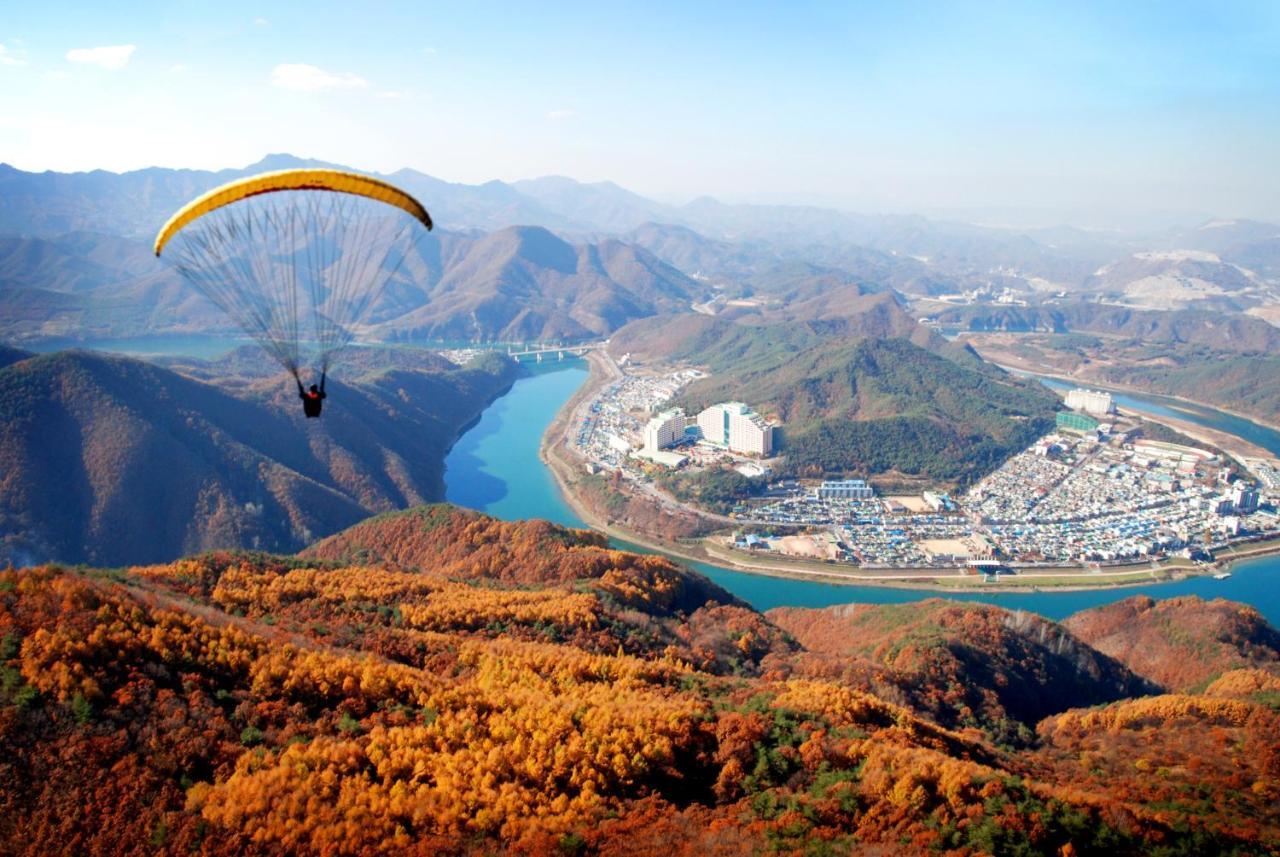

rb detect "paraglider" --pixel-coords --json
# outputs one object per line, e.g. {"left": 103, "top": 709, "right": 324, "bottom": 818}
{"left": 299, "top": 376, "right": 326, "bottom": 418}
{"left": 154, "top": 169, "right": 433, "bottom": 417}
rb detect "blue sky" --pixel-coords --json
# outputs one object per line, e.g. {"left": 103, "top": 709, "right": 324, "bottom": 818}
{"left": 1, "top": 1, "right": 1277, "bottom": 225}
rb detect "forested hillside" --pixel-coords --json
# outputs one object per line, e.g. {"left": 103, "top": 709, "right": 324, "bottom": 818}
{"left": 612, "top": 308, "right": 1058, "bottom": 486}
{"left": 1065, "top": 596, "right": 1280, "bottom": 692}
{"left": 1, "top": 506, "right": 1277, "bottom": 855}
{"left": 0, "top": 349, "right": 517, "bottom": 566}
{"left": 1085, "top": 349, "right": 1280, "bottom": 425}
{"left": 373, "top": 226, "right": 703, "bottom": 343}
{"left": 964, "top": 331, "right": 1280, "bottom": 427}
{"left": 768, "top": 600, "right": 1157, "bottom": 746}
{"left": 771, "top": 338, "right": 1058, "bottom": 484}
{"left": 931, "top": 302, "right": 1280, "bottom": 354}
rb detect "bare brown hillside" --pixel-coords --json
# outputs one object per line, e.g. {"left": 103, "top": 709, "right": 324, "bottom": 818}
{"left": 0, "top": 348, "right": 517, "bottom": 566}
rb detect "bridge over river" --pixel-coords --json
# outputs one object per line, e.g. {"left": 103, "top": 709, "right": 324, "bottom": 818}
{"left": 505, "top": 341, "right": 604, "bottom": 363}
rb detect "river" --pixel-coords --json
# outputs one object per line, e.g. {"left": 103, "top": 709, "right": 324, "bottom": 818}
{"left": 444, "top": 361, "right": 1280, "bottom": 623}
{"left": 1029, "top": 374, "right": 1280, "bottom": 458}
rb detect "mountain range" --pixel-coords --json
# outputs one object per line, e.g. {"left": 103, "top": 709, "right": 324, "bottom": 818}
{"left": 929, "top": 302, "right": 1280, "bottom": 354}
{"left": 4, "top": 154, "right": 1277, "bottom": 339}
{"left": 0, "top": 222, "right": 708, "bottom": 345}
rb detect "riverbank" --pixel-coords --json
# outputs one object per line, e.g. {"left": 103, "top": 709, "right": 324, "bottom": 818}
{"left": 700, "top": 543, "right": 1194, "bottom": 592}
{"left": 1114, "top": 407, "right": 1272, "bottom": 461}
{"left": 702, "top": 536, "right": 1280, "bottom": 592}
{"left": 983, "top": 355, "right": 1280, "bottom": 456}
{"left": 540, "top": 351, "right": 1280, "bottom": 592}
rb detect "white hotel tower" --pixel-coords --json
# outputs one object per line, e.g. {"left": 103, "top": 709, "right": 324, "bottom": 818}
{"left": 696, "top": 402, "right": 774, "bottom": 456}
{"left": 1064, "top": 388, "right": 1115, "bottom": 417}
{"left": 642, "top": 408, "right": 687, "bottom": 451}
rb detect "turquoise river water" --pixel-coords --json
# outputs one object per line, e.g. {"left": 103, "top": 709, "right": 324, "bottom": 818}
{"left": 444, "top": 361, "right": 1280, "bottom": 623}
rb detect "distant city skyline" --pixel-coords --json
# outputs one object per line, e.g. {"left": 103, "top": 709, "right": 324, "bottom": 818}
{"left": 1, "top": 1, "right": 1277, "bottom": 228}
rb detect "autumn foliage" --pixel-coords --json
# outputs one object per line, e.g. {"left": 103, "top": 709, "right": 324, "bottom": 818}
{"left": 1063, "top": 595, "right": 1280, "bottom": 692}
{"left": 2, "top": 506, "right": 1278, "bottom": 855}
{"left": 768, "top": 599, "right": 1155, "bottom": 744}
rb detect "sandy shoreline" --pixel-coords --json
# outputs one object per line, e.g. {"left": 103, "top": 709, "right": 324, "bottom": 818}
{"left": 538, "top": 351, "right": 1280, "bottom": 592}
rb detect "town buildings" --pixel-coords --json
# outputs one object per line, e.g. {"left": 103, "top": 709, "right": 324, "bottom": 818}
{"left": 571, "top": 365, "right": 1279, "bottom": 570}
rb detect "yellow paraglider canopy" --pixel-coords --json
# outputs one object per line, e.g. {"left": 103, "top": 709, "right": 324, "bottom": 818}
{"left": 153, "top": 168, "right": 432, "bottom": 256}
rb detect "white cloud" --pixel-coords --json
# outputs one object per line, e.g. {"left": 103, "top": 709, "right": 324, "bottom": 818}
{"left": 169, "top": 63, "right": 188, "bottom": 74}
{"left": 65, "top": 44, "right": 136, "bottom": 70}
{"left": 253, "top": 17, "right": 269, "bottom": 26}
{"left": 546, "top": 108, "right": 576, "bottom": 120}
{"left": 422, "top": 47, "right": 437, "bottom": 56}
{"left": 270, "top": 63, "right": 368, "bottom": 92}
{"left": 0, "top": 43, "right": 26, "bottom": 67}
{"left": 376, "top": 90, "right": 406, "bottom": 99}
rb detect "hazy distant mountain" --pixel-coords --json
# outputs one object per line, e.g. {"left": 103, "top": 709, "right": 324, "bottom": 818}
{"left": 671, "top": 197, "right": 1120, "bottom": 290}
{"left": 0, "top": 155, "right": 1151, "bottom": 287}
{"left": 512, "top": 176, "right": 670, "bottom": 232}
{"left": 930, "top": 302, "right": 1280, "bottom": 354}
{"left": 1172, "top": 219, "right": 1280, "bottom": 280}
{"left": 0, "top": 155, "right": 584, "bottom": 240}
{"left": 368, "top": 225, "right": 705, "bottom": 342}
{"left": 387, "top": 168, "right": 579, "bottom": 233}
{"left": 4, "top": 155, "right": 1277, "bottom": 340}
{"left": 0, "top": 347, "right": 517, "bottom": 566}
{"left": 621, "top": 222, "right": 939, "bottom": 297}
{"left": 622, "top": 222, "right": 766, "bottom": 282}
{"left": 0, "top": 233, "right": 138, "bottom": 292}
{"left": 0, "top": 155, "right": 344, "bottom": 240}
{"left": 0, "top": 221, "right": 703, "bottom": 345}
{"left": 0, "top": 232, "right": 224, "bottom": 341}
{"left": 1083, "top": 249, "right": 1267, "bottom": 311}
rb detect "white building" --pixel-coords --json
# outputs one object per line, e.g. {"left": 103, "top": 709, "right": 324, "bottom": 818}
{"left": 815, "top": 479, "right": 875, "bottom": 500}
{"left": 1230, "top": 485, "right": 1260, "bottom": 514}
{"left": 1064, "top": 388, "right": 1116, "bottom": 417}
{"left": 1211, "top": 495, "right": 1235, "bottom": 516}
{"left": 922, "top": 491, "right": 954, "bottom": 512}
{"left": 643, "top": 408, "right": 687, "bottom": 452}
{"left": 696, "top": 402, "right": 774, "bottom": 456}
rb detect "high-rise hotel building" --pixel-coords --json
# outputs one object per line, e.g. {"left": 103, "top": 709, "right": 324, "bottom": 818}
{"left": 696, "top": 402, "right": 773, "bottom": 456}
{"left": 642, "top": 408, "right": 688, "bottom": 452}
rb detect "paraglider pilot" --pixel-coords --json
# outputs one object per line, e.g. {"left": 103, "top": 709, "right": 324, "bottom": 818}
{"left": 298, "top": 373, "right": 327, "bottom": 419}
{"left": 153, "top": 168, "right": 433, "bottom": 427}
